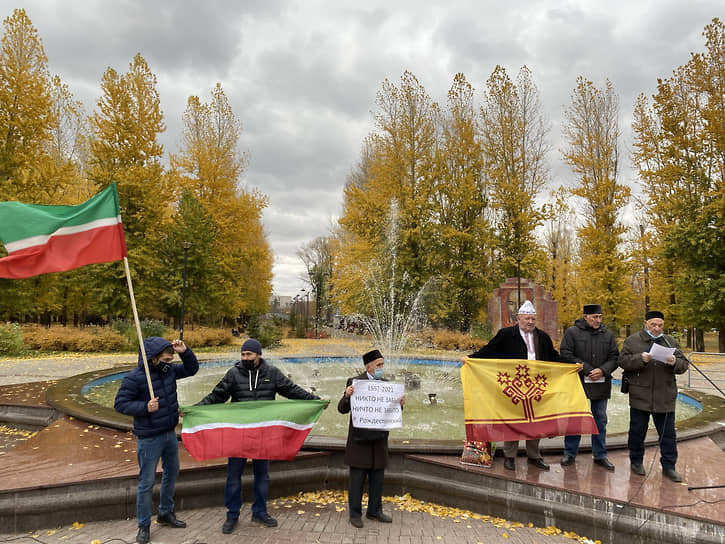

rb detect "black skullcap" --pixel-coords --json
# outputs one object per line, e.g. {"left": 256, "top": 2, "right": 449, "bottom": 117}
{"left": 645, "top": 310, "right": 664, "bottom": 321}
{"left": 583, "top": 304, "right": 602, "bottom": 314}
{"left": 362, "top": 349, "right": 383, "bottom": 365}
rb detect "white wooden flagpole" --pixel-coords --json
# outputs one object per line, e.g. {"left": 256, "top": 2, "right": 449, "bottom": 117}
{"left": 123, "top": 256, "right": 154, "bottom": 398}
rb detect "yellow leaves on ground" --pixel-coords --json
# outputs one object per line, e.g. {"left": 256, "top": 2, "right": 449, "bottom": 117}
{"left": 0, "top": 425, "right": 38, "bottom": 440}
{"left": 273, "top": 490, "right": 596, "bottom": 542}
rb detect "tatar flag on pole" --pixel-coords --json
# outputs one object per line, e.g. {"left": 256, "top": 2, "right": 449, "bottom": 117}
{"left": 0, "top": 184, "right": 127, "bottom": 279}
{"left": 461, "top": 358, "right": 598, "bottom": 442}
{"left": 181, "top": 399, "right": 328, "bottom": 462}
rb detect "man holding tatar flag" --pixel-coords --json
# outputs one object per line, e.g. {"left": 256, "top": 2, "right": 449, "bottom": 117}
{"left": 192, "top": 338, "right": 323, "bottom": 534}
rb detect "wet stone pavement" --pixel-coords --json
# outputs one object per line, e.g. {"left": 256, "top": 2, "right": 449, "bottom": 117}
{"left": 0, "top": 493, "right": 594, "bottom": 544}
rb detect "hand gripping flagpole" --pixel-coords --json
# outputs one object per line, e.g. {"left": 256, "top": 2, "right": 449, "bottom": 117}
{"left": 123, "top": 256, "right": 154, "bottom": 398}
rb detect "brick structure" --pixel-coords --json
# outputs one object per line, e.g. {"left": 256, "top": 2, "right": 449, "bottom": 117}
{"left": 487, "top": 278, "right": 558, "bottom": 341}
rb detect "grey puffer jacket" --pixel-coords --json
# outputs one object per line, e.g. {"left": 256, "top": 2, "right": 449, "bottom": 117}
{"left": 198, "top": 358, "right": 319, "bottom": 404}
{"left": 618, "top": 329, "right": 689, "bottom": 413}
{"left": 559, "top": 318, "right": 619, "bottom": 400}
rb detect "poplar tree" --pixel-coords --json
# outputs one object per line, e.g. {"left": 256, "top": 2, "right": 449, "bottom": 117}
{"left": 541, "top": 188, "right": 579, "bottom": 330}
{"left": 562, "top": 77, "right": 632, "bottom": 329}
{"left": 632, "top": 18, "right": 724, "bottom": 350}
{"left": 88, "top": 53, "right": 169, "bottom": 317}
{"left": 171, "top": 83, "right": 272, "bottom": 320}
{"left": 429, "top": 73, "right": 494, "bottom": 330}
{"left": 336, "top": 71, "right": 438, "bottom": 314}
{"left": 0, "top": 8, "right": 54, "bottom": 203}
{"left": 480, "top": 65, "right": 550, "bottom": 283}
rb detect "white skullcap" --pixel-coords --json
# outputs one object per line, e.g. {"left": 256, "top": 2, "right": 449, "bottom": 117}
{"left": 517, "top": 300, "right": 536, "bottom": 315}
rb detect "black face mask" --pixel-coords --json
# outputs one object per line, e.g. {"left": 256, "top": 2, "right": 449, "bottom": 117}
{"left": 242, "top": 359, "right": 256, "bottom": 371}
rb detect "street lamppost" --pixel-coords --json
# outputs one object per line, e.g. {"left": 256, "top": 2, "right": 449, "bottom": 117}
{"left": 179, "top": 241, "right": 192, "bottom": 341}
{"left": 515, "top": 254, "right": 522, "bottom": 309}
{"left": 300, "top": 288, "right": 309, "bottom": 337}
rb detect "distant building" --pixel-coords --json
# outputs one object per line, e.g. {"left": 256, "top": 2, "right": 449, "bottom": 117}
{"left": 269, "top": 295, "right": 293, "bottom": 316}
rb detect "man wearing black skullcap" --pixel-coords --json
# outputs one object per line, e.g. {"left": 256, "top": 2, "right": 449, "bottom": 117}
{"left": 618, "top": 311, "right": 689, "bottom": 482}
{"left": 338, "top": 349, "right": 405, "bottom": 528}
{"left": 559, "top": 304, "right": 619, "bottom": 470}
{"left": 198, "top": 338, "right": 320, "bottom": 533}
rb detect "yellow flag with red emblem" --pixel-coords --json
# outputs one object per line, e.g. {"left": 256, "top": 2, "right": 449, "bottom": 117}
{"left": 461, "top": 358, "right": 598, "bottom": 442}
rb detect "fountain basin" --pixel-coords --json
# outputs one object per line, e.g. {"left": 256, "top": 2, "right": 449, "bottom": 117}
{"left": 45, "top": 356, "right": 724, "bottom": 454}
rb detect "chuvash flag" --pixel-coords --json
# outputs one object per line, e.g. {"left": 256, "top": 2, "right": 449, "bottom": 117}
{"left": 0, "top": 183, "right": 127, "bottom": 278}
{"left": 461, "top": 358, "right": 598, "bottom": 442}
{"left": 181, "top": 399, "right": 328, "bottom": 462}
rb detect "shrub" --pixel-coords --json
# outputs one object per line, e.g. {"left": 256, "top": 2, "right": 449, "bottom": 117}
{"left": 174, "top": 327, "right": 234, "bottom": 347}
{"left": 20, "top": 324, "right": 128, "bottom": 352}
{"left": 69, "top": 328, "right": 129, "bottom": 352}
{"left": 417, "top": 328, "right": 487, "bottom": 351}
{"left": 0, "top": 323, "right": 24, "bottom": 355}
{"left": 246, "top": 315, "right": 283, "bottom": 348}
{"left": 111, "top": 318, "right": 167, "bottom": 346}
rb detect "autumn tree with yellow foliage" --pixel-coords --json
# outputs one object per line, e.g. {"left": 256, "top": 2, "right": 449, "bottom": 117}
{"left": 86, "top": 53, "right": 170, "bottom": 317}
{"left": 562, "top": 77, "right": 633, "bottom": 330}
{"left": 335, "top": 72, "right": 438, "bottom": 318}
{"left": 170, "top": 83, "right": 272, "bottom": 322}
{"left": 0, "top": 9, "right": 91, "bottom": 323}
{"left": 632, "top": 18, "right": 724, "bottom": 350}
{"left": 480, "top": 65, "right": 550, "bottom": 286}
{"left": 428, "top": 73, "right": 495, "bottom": 330}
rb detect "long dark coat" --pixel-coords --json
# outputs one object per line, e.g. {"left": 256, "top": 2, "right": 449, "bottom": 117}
{"left": 337, "top": 372, "right": 389, "bottom": 470}
{"left": 618, "top": 329, "right": 689, "bottom": 413}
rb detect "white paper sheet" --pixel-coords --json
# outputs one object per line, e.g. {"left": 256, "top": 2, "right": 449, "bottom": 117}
{"left": 649, "top": 342, "right": 676, "bottom": 364}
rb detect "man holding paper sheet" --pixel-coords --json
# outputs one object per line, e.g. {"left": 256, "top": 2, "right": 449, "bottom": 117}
{"left": 338, "top": 349, "right": 405, "bottom": 529}
{"left": 559, "top": 304, "right": 619, "bottom": 470}
{"left": 619, "top": 310, "right": 689, "bottom": 481}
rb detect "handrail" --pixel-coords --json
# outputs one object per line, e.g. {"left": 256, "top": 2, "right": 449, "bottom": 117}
{"left": 685, "top": 352, "right": 724, "bottom": 397}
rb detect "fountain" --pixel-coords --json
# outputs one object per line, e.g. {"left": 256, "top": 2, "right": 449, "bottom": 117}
{"left": 10, "top": 198, "right": 725, "bottom": 541}
{"left": 347, "top": 199, "right": 429, "bottom": 364}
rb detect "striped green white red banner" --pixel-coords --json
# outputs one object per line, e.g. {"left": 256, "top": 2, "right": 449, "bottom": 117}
{"left": 181, "top": 399, "right": 328, "bottom": 462}
{"left": 0, "top": 183, "right": 127, "bottom": 278}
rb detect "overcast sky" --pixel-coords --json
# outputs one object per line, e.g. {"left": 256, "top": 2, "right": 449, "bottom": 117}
{"left": 4, "top": 1, "right": 719, "bottom": 296}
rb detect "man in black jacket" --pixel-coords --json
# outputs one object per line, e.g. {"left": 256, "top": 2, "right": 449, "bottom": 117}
{"left": 198, "top": 338, "right": 319, "bottom": 533}
{"left": 559, "top": 304, "right": 619, "bottom": 470}
{"left": 468, "top": 300, "right": 559, "bottom": 471}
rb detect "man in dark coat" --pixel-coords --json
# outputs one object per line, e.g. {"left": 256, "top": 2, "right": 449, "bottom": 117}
{"left": 619, "top": 311, "right": 689, "bottom": 482}
{"left": 114, "top": 336, "right": 199, "bottom": 544}
{"left": 559, "top": 304, "right": 619, "bottom": 470}
{"left": 198, "top": 338, "right": 319, "bottom": 533}
{"left": 338, "top": 349, "right": 405, "bottom": 528}
{"left": 468, "top": 300, "right": 559, "bottom": 471}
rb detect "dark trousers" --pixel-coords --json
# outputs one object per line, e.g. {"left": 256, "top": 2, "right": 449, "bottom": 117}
{"left": 628, "top": 407, "right": 678, "bottom": 469}
{"left": 348, "top": 467, "right": 384, "bottom": 520}
{"left": 224, "top": 458, "right": 270, "bottom": 520}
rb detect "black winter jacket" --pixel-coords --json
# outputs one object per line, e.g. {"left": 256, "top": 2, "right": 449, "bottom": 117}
{"left": 114, "top": 337, "right": 199, "bottom": 438}
{"left": 559, "top": 318, "right": 619, "bottom": 400}
{"left": 198, "top": 358, "right": 319, "bottom": 405}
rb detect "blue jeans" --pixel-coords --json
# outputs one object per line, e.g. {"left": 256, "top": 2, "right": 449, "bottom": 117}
{"left": 564, "top": 398, "right": 608, "bottom": 459}
{"left": 225, "top": 458, "right": 270, "bottom": 520}
{"left": 136, "top": 430, "right": 180, "bottom": 528}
